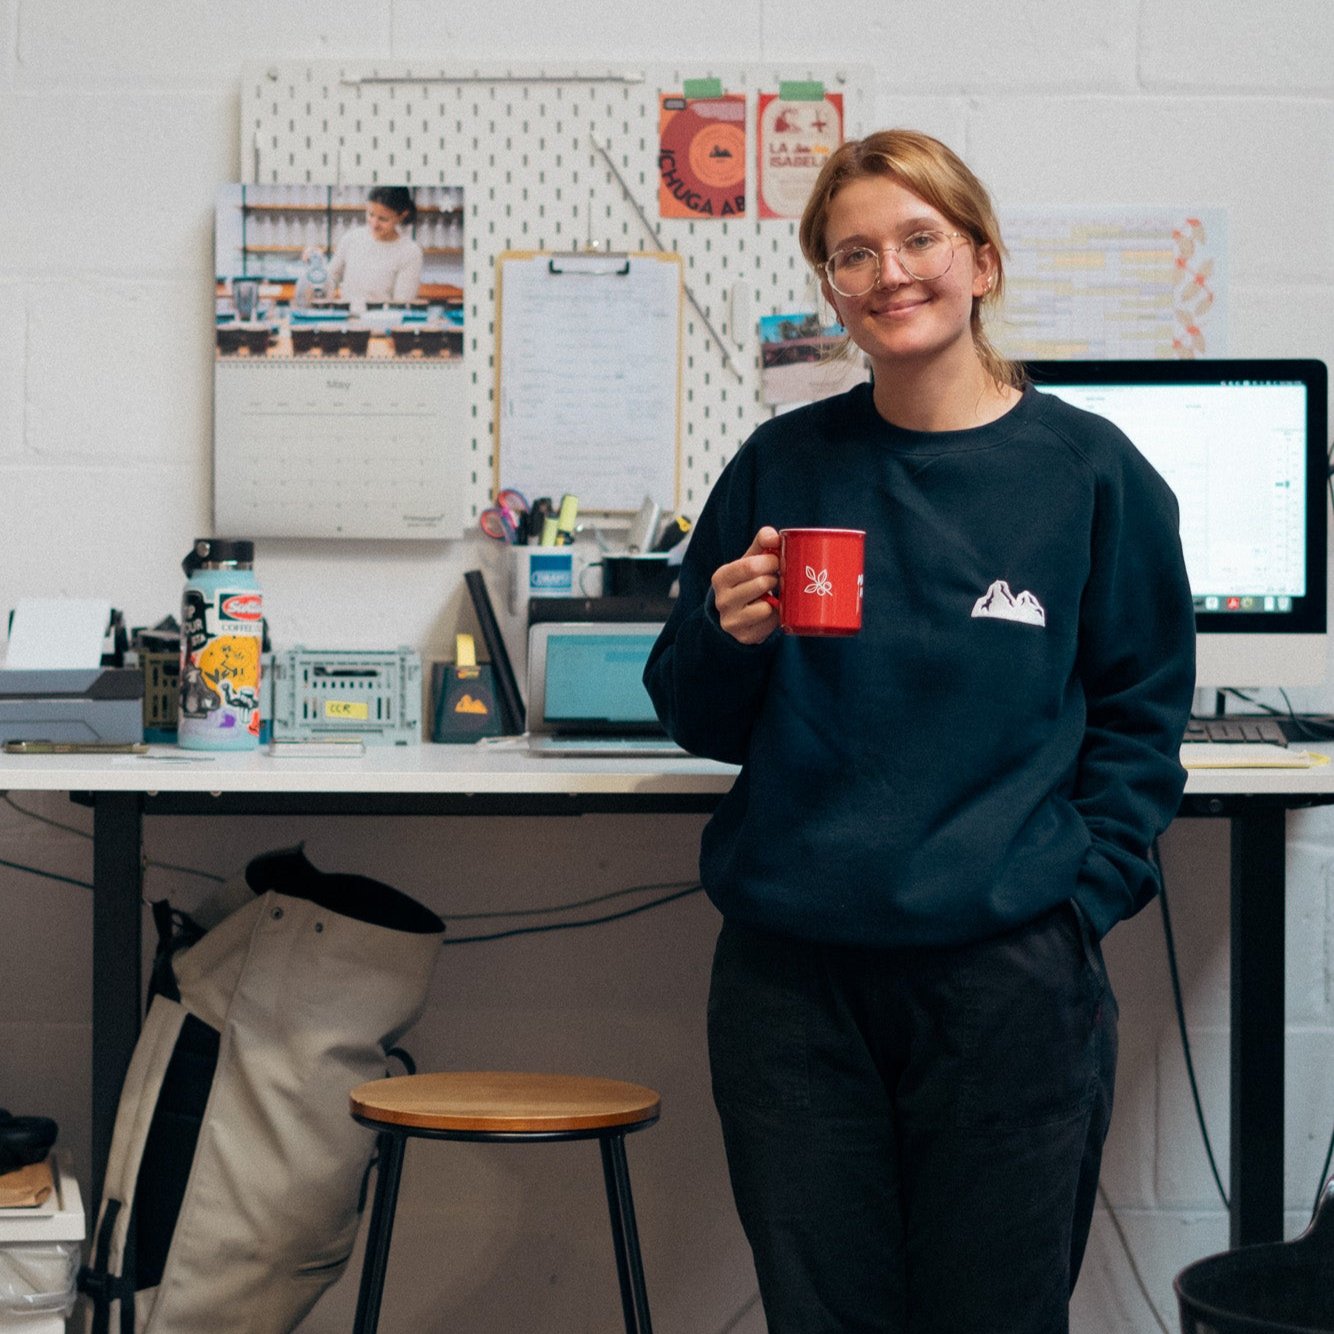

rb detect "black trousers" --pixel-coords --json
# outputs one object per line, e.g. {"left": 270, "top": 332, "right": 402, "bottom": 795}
{"left": 707, "top": 902, "right": 1117, "bottom": 1334}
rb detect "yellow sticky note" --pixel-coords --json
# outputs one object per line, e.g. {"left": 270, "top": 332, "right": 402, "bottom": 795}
{"left": 325, "top": 700, "right": 369, "bottom": 720}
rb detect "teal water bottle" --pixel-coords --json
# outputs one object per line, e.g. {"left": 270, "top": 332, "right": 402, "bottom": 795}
{"left": 178, "top": 538, "right": 263, "bottom": 750}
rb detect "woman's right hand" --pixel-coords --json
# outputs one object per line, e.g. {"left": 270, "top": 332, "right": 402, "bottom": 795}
{"left": 712, "top": 527, "right": 781, "bottom": 644}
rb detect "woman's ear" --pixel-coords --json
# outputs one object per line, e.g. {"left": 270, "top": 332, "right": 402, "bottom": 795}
{"left": 972, "top": 244, "right": 999, "bottom": 300}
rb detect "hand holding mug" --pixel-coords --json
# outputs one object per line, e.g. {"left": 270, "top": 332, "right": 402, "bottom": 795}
{"left": 712, "top": 527, "right": 781, "bottom": 645}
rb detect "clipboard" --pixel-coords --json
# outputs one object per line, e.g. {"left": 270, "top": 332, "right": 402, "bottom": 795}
{"left": 494, "top": 249, "right": 683, "bottom": 513}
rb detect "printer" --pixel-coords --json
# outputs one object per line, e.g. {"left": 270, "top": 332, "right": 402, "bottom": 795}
{"left": 1, "top": 604, "right": 144, "bottom": 744}
{"left": 0, "top": 667, "right": 144, "bottom": 745}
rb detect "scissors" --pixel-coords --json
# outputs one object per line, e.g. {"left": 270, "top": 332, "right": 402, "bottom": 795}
{"left": 479, "top": 488, "right": 530, "bottom": 543}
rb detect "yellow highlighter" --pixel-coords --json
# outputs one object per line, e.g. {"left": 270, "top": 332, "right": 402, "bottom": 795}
{"left": 554, "top": 493, "right": 579, "bottom": 545}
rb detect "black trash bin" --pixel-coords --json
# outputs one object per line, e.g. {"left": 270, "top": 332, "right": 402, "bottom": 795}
{"left": 1175, "top": 1179, "right": 1334, "bottom": 1333}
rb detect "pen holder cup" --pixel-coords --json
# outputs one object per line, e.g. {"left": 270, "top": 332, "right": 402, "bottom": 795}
{"left": 507, "top": 546, "right": 577, "bottom": 615}
{"left": 600, "top": 554, "right": 677, "bottom": 598}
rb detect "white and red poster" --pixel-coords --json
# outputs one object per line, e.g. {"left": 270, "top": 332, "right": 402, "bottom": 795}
{"left": 757, "top": 92, "right": 844, "bottom": 220}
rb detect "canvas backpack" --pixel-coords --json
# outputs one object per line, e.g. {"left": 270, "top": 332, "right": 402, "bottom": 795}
{"left": 80, "top": 845, "right": 444, "bottom": 1334}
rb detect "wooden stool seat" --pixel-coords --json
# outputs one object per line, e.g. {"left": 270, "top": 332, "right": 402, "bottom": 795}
{"left": 349, "top": 1070, "right": 660, "bottom": 1333}
{"left": 350, "top": 1070, "right": 660, "bottom": 1136}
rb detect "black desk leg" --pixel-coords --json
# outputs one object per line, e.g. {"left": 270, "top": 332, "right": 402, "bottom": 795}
{"left": 1230, "top": 807, "right": 1286, "bottom": 1247}
{"left": 91, "top": 791, "right": 145, "bottom": 1209}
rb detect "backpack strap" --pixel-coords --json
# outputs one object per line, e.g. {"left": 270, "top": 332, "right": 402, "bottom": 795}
{"left": 79, "top": 1197, "right": 137, "bottom": 1334}
{"left": 82, "top": 999, "right": 190, "bottom": 1334}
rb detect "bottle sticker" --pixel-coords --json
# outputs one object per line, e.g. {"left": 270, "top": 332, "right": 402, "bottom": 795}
{"left": 220, "top": 592, "right": 263, "bottom": 622}
{"left": 180, "top": 588, "right": 263, "bottom": 732}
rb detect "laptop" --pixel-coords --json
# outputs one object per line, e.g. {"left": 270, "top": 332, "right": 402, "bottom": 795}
{"left": 526, "top": 620, "right": 688, "bottom": 757}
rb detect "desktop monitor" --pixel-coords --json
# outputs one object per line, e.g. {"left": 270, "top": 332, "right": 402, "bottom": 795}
{"left": 1027, "top": 359, "right": 1329, "bottom": 689}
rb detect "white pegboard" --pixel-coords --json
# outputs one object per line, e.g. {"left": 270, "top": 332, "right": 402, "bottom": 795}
{"left": 240, "top": 60, "right": 872, "bottom": 520}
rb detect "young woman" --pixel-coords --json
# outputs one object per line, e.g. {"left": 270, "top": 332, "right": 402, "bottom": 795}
{"left": 327, "top": 185, "right": 424, "bottom": 307}
{"left": 644, "top": 130, "right": 1195, "bottom": 1333}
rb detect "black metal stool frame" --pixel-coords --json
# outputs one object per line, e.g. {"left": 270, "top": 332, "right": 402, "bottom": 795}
{"left": 350, "top": 1114, "right": 658, "bottom": 1334}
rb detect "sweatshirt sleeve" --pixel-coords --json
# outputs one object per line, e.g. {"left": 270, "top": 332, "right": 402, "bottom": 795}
{"left": 391, "top": 240, "right": 424, "bottom": 302}
{"left": 1072, "top": 442, "right": 1196, "bottom": 938}
{"left": 643, "top": 444, "right": 779, "bottom": 764}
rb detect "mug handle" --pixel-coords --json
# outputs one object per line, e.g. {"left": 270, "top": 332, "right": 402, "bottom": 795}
{"left": 760, "top": 592, "right": 780, "bottom": 612}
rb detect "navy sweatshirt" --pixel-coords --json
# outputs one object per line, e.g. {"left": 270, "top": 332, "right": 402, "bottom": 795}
{"left": 644, "top": 383, "right": 1196, "bottom": 948}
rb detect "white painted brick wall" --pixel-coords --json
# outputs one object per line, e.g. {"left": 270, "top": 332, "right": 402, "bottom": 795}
{"left": 968, "top": 96, "right": 1334, "bottom": 285}
{"left": 1, "top": 3, "right": 1331, "bottom": 1331}
{"left": 762, "top": 0, "right": 1143, "bottom": 94}
{"left": 1139, "top": 0, "right": 1334, "bottom": 92}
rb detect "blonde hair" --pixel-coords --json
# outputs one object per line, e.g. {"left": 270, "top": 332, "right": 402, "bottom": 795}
{"left": 799, "top": 129, "right": 1023, "bottom": 391}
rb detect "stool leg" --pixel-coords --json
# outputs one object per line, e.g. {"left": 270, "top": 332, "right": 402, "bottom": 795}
{"left": 352, "top": 1131, "right": 407, "bottom": 1334}
{"left": 599, "top": 1133, "right": 652, "bottom": 1334}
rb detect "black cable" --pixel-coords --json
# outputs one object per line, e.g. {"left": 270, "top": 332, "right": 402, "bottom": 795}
{"left": 1276, "top": 688, "right": 1334, "bottom": 742}
{"left": 3, "top": 792, "right": 92, "bottom": 837}
{"left": 716, "top": 1291, "right": 763, "bottom": 1334}
{"left": 439, "top": 878, "right": 698, "bottom": 921}
{"left": 1220, "top": 688, "right": 1334, "bottom": 742}
{"left": 1312, "top": 1125, "right": 1334, "bottom": 1221}
{"left": 1315, "top": 1122, "right": 1334, "bottom": 1217}
{"left": 1152, "top": 839, "right": 1230, "bottom": 1210}
{"left": 0, "top": 855, "right": 93, "bottom": 891}
{"left": 145, "top": 858, "right": 226, "bottom": 884}
{"left": 2, "top": 793, "right": 227, "bottom": 883}
{"left": 1096, "top": 1183, "right": 1171, "bottom": 1334}
{"left": 440, "top": 884, "right": 702, "bottom": 944}
{"left": 1222, "top": 686, "right": 1282, "bottom": 715}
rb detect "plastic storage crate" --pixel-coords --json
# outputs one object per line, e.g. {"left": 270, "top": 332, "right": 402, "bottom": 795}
{"left": 0, "top": 1159, "right": 83, "bottom": 1333}
{"left": 138, "top": 649, "right": 179, "bottom": 741}
{"left": 270, "top": 647, "right": 421, "bottom": 745}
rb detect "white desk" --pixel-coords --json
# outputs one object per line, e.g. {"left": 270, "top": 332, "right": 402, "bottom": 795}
{"left": 0, "top": 740, "right": 739, "bottom": 798}
{"left": 1, "top": 744, "right": 1327, "bottom": 1249}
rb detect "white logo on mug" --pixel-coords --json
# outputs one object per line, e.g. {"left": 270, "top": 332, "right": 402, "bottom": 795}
{"left": 804, "top": 566, "right": 834, "bottom": 597}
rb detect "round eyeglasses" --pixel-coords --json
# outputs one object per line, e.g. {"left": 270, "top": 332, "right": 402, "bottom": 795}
{"left": 823, "top": 230, "right": 967, "bottom": 297}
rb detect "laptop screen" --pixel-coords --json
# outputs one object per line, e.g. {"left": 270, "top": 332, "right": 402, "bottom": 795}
{"left": 527, "top": 621, "right": 666, "bottom": 734}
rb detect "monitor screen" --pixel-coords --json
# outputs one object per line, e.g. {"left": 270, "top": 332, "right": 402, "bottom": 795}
{"left": 1027, "top": 359, "right": 1328, "bottom": 688}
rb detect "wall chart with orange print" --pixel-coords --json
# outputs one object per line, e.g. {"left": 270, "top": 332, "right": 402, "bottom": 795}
{"left": 996, "top": 207, "right": 1227, "bottom": 360}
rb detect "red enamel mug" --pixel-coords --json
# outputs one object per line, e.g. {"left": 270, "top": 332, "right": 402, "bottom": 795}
{"left": 762, "top": 528, "right": 865, "bottom": 636}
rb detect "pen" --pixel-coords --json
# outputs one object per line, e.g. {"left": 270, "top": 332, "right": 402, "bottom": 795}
{"left": 555, "top": 493, "right": 579, "bottom": 546}
{"left": 4, "top": 741, "right": 149, "bottom": 755}
{"left": 529, "top": 497, "right": 553, "bottom": 542}
{"left": 651, "top": 514, "right": 692, "bottom": 553}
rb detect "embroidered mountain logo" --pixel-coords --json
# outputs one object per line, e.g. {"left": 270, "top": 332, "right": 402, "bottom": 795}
{"left": 804, "top": 566, "right": 834, "bottom": 596}
{"left": 971, "top": 579, "right": 1046, "bottom": 627}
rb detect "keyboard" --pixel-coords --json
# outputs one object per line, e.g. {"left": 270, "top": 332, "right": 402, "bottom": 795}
{"left": 1184, "top": 717, "right": 1288, "bottom": 745}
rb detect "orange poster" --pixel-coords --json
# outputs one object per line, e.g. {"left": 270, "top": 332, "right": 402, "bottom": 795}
{"left": 757, "top": 92, "right": 843, "bottom": 219}
{"left": 658, "top": 93, "right": 747, "bottom": 220}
